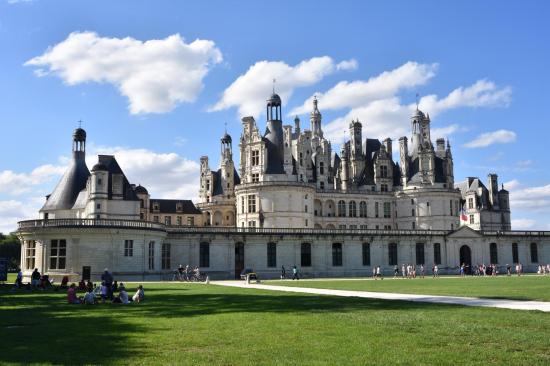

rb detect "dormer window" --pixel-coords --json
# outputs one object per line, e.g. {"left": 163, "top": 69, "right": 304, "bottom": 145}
{"left": 153, "top": 202, "right": 159, "bottom": 211}
{"left": 176, "top": 203, "right": 183, "bottom": 212}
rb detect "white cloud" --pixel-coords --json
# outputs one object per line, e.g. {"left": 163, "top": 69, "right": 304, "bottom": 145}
{"left": 211, "top": 56, "right": 341, "bottom": 118}
{"left": 431, "top": 124, "right": 467, "bottom": 140}
{"left": 503, "top": 179, "right": 521, "bottom": 191}
{"left": 25, "top": 31, "right": 222, "bottom": 114}
{"left": 291, "top": 61, "right": 438, "bottom": 115}
{"left": 0, "top": 200, "right": 36, "bottom": 234}
{"left": 418, "top": 80, "right": 512, "bottom": 115}
{"left": 511, "top": 219, "right": 536, "bottom": 230}
{"left": 293, "top": 62, "right": 511, "bottom": 144}
{"left": 88, "top": 146, "right": 200, "bottom": 200}
{"left": 0, "top": 164, "right": 65, "bottom": 195}
{"left": 336, "top": 59, "right": 358, "bottom": 71}
{"left": 7, "top": 0, "right": 34, "bottom": 4}
{"left": 463, "top": 130, "right": 517, "bottom": 148}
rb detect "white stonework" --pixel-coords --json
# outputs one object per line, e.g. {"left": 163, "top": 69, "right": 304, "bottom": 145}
{"left": 16, "top": 92, "right": 530, "bottom": 281}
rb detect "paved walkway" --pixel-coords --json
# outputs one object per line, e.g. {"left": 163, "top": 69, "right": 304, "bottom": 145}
{"left": 212, "top": 281, "right": 550, "bottom": 312}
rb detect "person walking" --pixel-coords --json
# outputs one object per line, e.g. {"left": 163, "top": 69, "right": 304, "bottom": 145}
{"left": 292, "top": 265, "right": 299, "bottom": 280}
{"left": 281, "top": 266, "right": 286, "bottom": 279}
{"left": 394, "top": 265, "right": 399, "bottom": 278}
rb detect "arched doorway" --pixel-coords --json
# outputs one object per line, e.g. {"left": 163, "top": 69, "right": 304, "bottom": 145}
{"left": 235, "top": 242, "right": 244, "bottom": 279}
{"left": 459, "top": 245, "right": 472, "bottom": 274}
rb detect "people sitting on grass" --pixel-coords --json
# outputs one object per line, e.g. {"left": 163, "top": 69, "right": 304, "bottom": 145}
{"left": 83, "top": 287, "right": 95, "bottom": 305}
{"left": 60, "top": 276, "right": 69, "bottom": 289}
{"left": 31, "top": 268, "right": 41, "bottom": 289}
{"left": 14, "top": 268, "right": 23, "bottom": 289}
{"left": 67, "top": 283, "right": 81, "bottom": 304}
{"left": 132, "top": 285, "right": 145, "bottom": 303}
{"left": 113, "top": 283, "right": 130, "bottom": 304}
{"left": 101, "top": 268, "right": 114, "bottom": 300}
{"left": 100, "top": 281, "right": 108, "bottom": 303}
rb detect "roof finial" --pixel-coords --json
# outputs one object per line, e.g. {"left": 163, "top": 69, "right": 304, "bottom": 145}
{"left": 272, "top": 78, "right": 276, "bottom": 94}
{"left": 78, "top": 119, "right": 83, "bottom": 128}
{"left": 415, "top": 93, "right": 420, "bottom": 111}
{"left": 224, "top": 121, "right": 227, "bottom": 134}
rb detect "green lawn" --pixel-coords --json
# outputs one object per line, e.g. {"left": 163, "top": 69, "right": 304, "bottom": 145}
{"left": 0, "top": 282, "right": 549, "bottom": 365}
{"left": 267, "top": 275, "right": 550, "bottom": 301}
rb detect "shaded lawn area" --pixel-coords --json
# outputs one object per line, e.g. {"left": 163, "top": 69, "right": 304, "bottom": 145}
{"left": 0, "top": 283, "right": 549, "bottom": 365}
{"left": 267, "top": 275, "right": 550, "bottom": 301}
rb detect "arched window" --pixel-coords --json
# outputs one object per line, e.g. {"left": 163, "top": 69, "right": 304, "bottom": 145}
{"left": 362, "top": 243, "right": 370, "bottom": 266}
{"left": 388, "top": 243, "right": 398, "bottom": 265}
{"left": 359, "top": 201, "right": 367, "bottom": 218}
{"left": 267, "top": 242, "right": 277, "bottom": 268}
{"left": 489, "top": 243, "right": 498, "bottom": 264}
{"left": 349, "top": 201, "right": 357, "bottom": 217}
{"left": 200, "top": 242, "right": 210, "bottom": 267}
{"left": 301, "top": 243, "right": 312, "bottom": 267}
{"left": 433, "top": 243, "right": 441, "bottom": 265}
{"left": 338, "top": 200, "right": 346, "bottom": 217}
{"left": 530, "top": 243, "right": 538, "bottom": 263}
{"left": 332, "top": 243, "right": 343, "bottom": 266}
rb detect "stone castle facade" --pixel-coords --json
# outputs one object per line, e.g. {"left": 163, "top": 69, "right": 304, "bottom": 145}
{"left": 17, "top": 92, "right": 534, "bottom": 282}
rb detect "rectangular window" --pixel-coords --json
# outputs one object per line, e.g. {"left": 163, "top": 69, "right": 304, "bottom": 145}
{"left": 349, "top": 225, "right": 357, "bottom": 230}
{"left": 319, "top": 162, "right": 325, "bottom": 175}
{"left": 165, "top": 216, "right": 172, "bottom": 226}
{"left": 433, "top": 243, "right": 441, "bottom": 265}
{"left": 251, "top": 173, "right": 260, "bottom": 183}
{"left": 412, "top": 222, "right": 416, "bottom": 229}
{"left": 96, "top": 203, "right": 101, "bottom": 210}
{"left": 200, "top": 242, "right": 210, "bottom": 267}
{"left": 381, "top": 184, "right": 388, "bottom": 192}
{"left": 248, "top": 195, "right": 256, "bottom": 213}
{"left": 469, "top": 214, "right": 475, "bottom": 224}
{"left": 380, "top": 165, "right": 388, "bottom": 178}
{"left": 153, "top": 216, "right": 159, "bottom": 223}
{"left": 530, "top": 243, "right": 538, "bottom": 263}
{"left": 124, "top": 240, "right": 134, "bottom": 257}
{"left": 241, "top": 196, "right": 245, "bottom": 213}
{"left": 415, "top": 243, "right": 425, "bottom": 265}
{"left": 332, "top": 243, "right": 343, "bottom": 266}
{"left": 375, "top": 202, "right": 379, "bottom": 218}
{"left": 50, "top": 239, "right": 67, "bottom": 270}
{"left": 148, "top": 241, "right": 155, "bottom": 270}
{"left": 248, "top": 220, "right": 256, "bottom": 227}
{"left": 251, "top": 150, "right": 260, "bottom": 166}
{"left": 450, "top": 200, "right": 453, "bottom": 215}
{"left": 267, "top": 242, "right": 277, "bottom": 268}
{"left": 187, "top": 217, "right": 195, "bottom": 226}
{"left": 362, "top": 243, "right": 370, "bottom": 266}
{"left": 320, "top": 181, "right": 325, "bottom": 190}
{"left": 490, "top": 243, "right": 498, "bottom": 264}
{"left": 176, "top": 216, "right": 182, "bottom": 226}
{"left": 301, "top": 243, "right": 312, "bottom": 267}
{"left": 512, "top": 243, "right": 519, "bottom": 263}
{"left": 360, "top": 225, "right": 367, "bottom": 229}
{"left": 388, "top": 243, "right": 398, "bottom": 266}
{"left": 161, "top": 243, "right": 171, "bottom": 270}
{"left": 338, "top": 224, "right": 346, "bottom": 229}
{"left": 383, "top": 202, "right": 391, "bottom": 218}
{"left": 412, "top": 208, "right": 415, "bottom": 217}
{"left": 468, "top": 197, "right": 474, "bottom": 209}
{"left": 25, "top": 240, "right": 36, "bottom": 270}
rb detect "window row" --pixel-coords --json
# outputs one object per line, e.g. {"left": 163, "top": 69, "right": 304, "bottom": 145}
{"left": 152, "top": 215, "right": 196, "bottom": 226}
{"left": 332, "top": 200, "right": 392, "bottom": 218}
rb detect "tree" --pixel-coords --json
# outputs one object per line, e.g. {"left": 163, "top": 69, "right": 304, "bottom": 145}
{"left": 0, "top": 232, "right": 21, "bottom": 270}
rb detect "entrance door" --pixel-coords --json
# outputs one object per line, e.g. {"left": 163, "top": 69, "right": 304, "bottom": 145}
{"left": 459, "top": 245, "right": 472, "bottom": 274}
{"left": 235, "top": 243, "right": 244, "bottom": 279}
{"left": 82, "top": 266, "right": 91, "bottom": 281}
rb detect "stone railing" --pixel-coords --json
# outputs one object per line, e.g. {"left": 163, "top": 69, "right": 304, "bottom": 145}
{"left": 18, "top": 218, "right": 166, "bottom": 232}
{"left": 165, "top": 226, "right": 450, "bottom": 236}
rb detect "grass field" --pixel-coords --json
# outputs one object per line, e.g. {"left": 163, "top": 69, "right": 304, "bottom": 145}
{"left": 267, "top": 275, "right": 550, "bottom": 302}
{"left": 1, "top": 282, "right": 550, "bottom": 365}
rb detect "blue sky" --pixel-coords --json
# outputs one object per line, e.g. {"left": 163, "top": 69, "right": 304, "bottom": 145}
{"left": 1, "top": 0, "right": 549, "bottom": 233}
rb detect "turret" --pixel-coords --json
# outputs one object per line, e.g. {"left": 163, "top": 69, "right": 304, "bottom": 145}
{"left": 294, "top": 116, "right": 301, "bottom": 135}
{"left": 399, "top": 136, "right": 409, "bottom": 186}
{"left": 264, "top": 93, "right": 285, "bottom": 174}
{"left": 310, "top": 96, "right": 323, "bottom": 138}
{"left": 89, "top": 162, "right": 108, "bottom": 218}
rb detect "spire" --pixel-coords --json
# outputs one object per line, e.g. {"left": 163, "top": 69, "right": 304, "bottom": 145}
{"left": 415, "top": 92, "right": 420, "bottom": 111}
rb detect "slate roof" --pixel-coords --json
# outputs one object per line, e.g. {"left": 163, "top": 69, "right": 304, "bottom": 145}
{"left": 97, "top": 155, "right": 139, "bottom": 201}
{"left": 41, "top": 151, "right": 90, "bottom": 211}
{"left": 149, "top": 199, "right": 201, "bottom": 214}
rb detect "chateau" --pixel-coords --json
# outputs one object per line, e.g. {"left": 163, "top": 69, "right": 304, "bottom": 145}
{"left": 17, "top": 93, "right": 547, "bottom": 281}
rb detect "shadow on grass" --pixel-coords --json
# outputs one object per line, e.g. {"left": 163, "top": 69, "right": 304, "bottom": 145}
{"left": 0, "top": 284, "right": 457, "bottom": 364}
